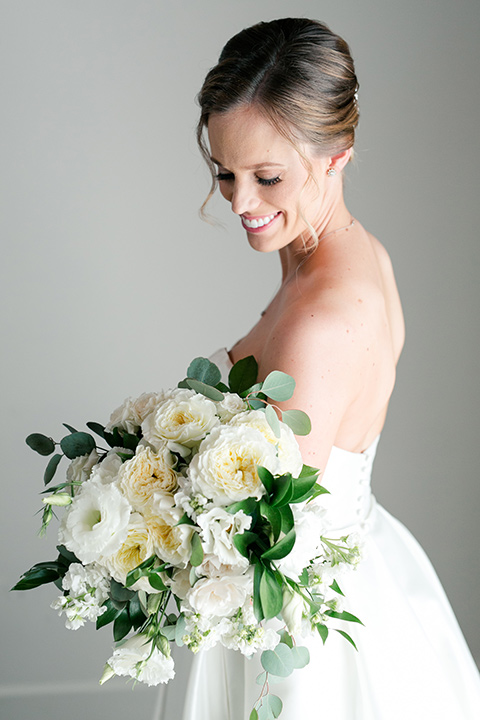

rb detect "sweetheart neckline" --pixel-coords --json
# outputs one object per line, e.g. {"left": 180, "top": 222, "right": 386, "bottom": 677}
{"left": 220, "top": 347, "right": 381, "bottom": 458}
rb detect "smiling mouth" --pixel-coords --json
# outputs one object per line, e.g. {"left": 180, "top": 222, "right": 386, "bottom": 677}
{"left": 241, "top": 212, "right": 280, "bottom": 230}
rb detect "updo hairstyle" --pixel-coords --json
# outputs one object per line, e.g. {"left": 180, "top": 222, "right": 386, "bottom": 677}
{"left": 197, "top": 18, "right": 359, "bottom": 214}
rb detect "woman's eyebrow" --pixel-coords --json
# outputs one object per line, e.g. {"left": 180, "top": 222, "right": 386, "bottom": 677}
{"left": 210, "top": 157, "right": 284, "bottom": 170}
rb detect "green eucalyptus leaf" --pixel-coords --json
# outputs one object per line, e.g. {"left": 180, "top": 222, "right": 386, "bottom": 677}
{"left": 278, "top": 629, "right": 294, "bottom": 648}
{"left": 265, "top": 404, "right": 281, "bottom": 438}
{"left": 177, "top": 378, "right": 190, "bottom": 389}
{"left": 60, "top": 432, "right": 96, "bottom": 460}
{"left": 228, "top": 355, "right": 258, "bottom": 394}
{"left": 43, "top": 453, "right": 63, "bottom": 485}
{"left": 261, "top": 527, "right": 296, "bottom": 561}
{"left": 122, "top": 432, "right": 140, "bottom": 451}
{"left": 190, "top": 532, "right": 204, "bottom": 567}
{"left": 113, "top": 607, "right": 132, "bottom": 641}
{"left": 62, "top": 423, "right": 78, "bottom": 434}
{"left": 248, "top": 398, "right": 267, "bottom": 410}
{"left": 281, "top": 409, "right": 311, "bottom": 436}
{"left": 335, "top": 629, "right": 358, "bottom": 650}
{"left": 162, "top": 625, "right": 176, "bottom": 641}
{"left": 233, "top": 530, "right": 258, "bottom": 558}
{"left": 265, "top": 694, "right": 283, "bottom": 718}
{"left": 86, "top": 421, "right": 106, "bottom": 439}
{"left": 26, "top": 433, "right": 55, "bottom": 456}
{"left": 290, "top": 645, "right": 310, "bottom": 669}
{"left": 259, "top": 567, "right": 283, "bottom": 620}
{"left": 187, "top": 357, "right": 222, "bottom": 386}
{"left": 175, "top": 613, "right": 186, "bottom": 647}
{"left": 261, "top": 643, "right": 294, "bottom": 677}
{"left": 186, "top": 379, "right": 224, "bottom": 401}
{"left": 261, "top": 371, "right": 295, "bottom": 402}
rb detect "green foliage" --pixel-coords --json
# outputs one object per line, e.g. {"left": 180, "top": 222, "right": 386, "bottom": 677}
{"left": 62, "top": 424, "right": 78, "bottom": 434}
{"left": 265, "top": 405, "right": 281, "bottom": 438}
{"left": 249, "top": 710, "right": 259, "bottom": 720}
{"left": 187, "top": 357, "right": 222, "bottom": 386}
{"left": 261, "top": 528, "right": 296, "bottom": 561}
{"left": 269, "top": 474, "right": 294, "bottom": 508}
{"left": 289, "top": 646, "right": 310, "bottom": 669}
{"left": 261, "top": 371, "right": 295, "bottom": 402}
{"left": 259, "top": 567, "right": 283, "bottom": 620}
{"left": 43, "top": 453, "right": 62, "bottom": 485}
{"left": 26, "top": 433, "right": 55, "bottom": 456}
{"left": 60, "top": 432, "right": 96, "bottom": 459}
{"left": 185, "top": 378, "right": 224, "bottom": 401}
{"left": 280, "top": 409, "right": 311, "bottom": 436}
{"left": 325, "top": 609, "right": 363, "bottom": 625}
{"left": 190, "top": 531, "right": 204, "bottom": 567}
{"left": 316, "top": 623, "right": 329, "bottom": 644}
{"left": 228, "top": 355, "right": 258, "bottom": 394}
{"left": 329, "top": 579, "right": 344, "bottom": 596}
{"left": 335, "top": 629, "right": 358, "bottom": 650}
{"left": 113, "top": 606, "right": 132, "bottom": 641}
{"left": 261, "top": 643, "right": 294, "bottom": 677}
{"left": 12, "top": 563, "right": 61, "bottom": 591}
{"left": 257, "top": 466, "right": 274, "bottom": 494}
{"left": 86, "top": 422, "right": 106, "bottom": 439}
{"left": 233, "top": 531, "right": 258, "bottom": 558}
{"left": 258, "top": 501, "right": 281, "bottom": 542}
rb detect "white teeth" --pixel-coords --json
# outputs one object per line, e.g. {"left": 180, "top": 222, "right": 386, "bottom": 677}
{"left": 243, "top": 213, "right": 277, "bottom": 229}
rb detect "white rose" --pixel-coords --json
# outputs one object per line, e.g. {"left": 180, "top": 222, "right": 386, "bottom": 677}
{"left": 118, "top": 445, "right": 178, "bottom": 511}
{"left": 58, "top": 481, "right": 131, "bottom": 564}
{"left": 89, "top": 451, "right": 123, "bottom": 485}
{"left": 185, "top": 573, "right": 252, "bottom": 618}
{"left": 102, "top": 513, "right": 154, "bottom": 590}
{"left": 66, "top": 449, "right": 99, "bottom": 488}
{"left": 108, "top": 634, "right": 175, "bottom": 686}
{"left": 142, "top": 388, "right": 219, "bottom": 451}
{"left": 197, "top": 507, "right": 251, "bottom": 570}
{"left": 282, "top": 588, "right": 309, "bottom": 636}
{"left": 188, "top": 424, "right": 277, "bottom": 505}
{"left": 144, "top": 494, "right": 193, "bottom": 566}
{"left": 230, "top": 409, "right": 303, "bottom": 476}
{"left": 216, "top": 393, "right": 247, "bottom": 423}
{"left": 106, "top": 391, "right": 165, "bottom": 434}
{"left": 276, "top": 505, "right": 325, "bottom": 581}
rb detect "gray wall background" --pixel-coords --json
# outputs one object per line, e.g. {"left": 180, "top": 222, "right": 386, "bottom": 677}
{"left": 1, "top": 1, "right": 479, "bottom": 718}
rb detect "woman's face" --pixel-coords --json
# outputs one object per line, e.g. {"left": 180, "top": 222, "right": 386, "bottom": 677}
{"left": 207, "top": 105, "right": 331, "bottom": 253}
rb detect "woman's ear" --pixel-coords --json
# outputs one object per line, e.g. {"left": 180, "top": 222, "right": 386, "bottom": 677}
{"left": 329, "top": 147, "right": 353, "bottom": 173}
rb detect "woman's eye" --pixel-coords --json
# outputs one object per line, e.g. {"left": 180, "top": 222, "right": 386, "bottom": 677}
{"left": 256, "top": 175, "right": 281, "bottom": 187}
{"left": 215, "top": 172, "right": 234, "bottom": 182}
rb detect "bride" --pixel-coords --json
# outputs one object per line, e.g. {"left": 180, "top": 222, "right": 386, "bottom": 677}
{"left": 180, "top": 18, "right": 480, "bottom": 720}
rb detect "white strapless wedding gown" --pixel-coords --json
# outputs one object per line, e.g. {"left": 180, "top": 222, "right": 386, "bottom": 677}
{"left": 180, "top": 348, "right": 480, "bottom": 719}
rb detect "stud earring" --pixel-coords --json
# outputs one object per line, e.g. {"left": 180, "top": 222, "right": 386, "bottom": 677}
{"left": 326, "top": 167, "right": 337, "bottom": 177}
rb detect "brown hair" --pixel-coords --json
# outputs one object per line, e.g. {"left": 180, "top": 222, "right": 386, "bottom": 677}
{"left": 197, "top": 18, "right": 359, "bottom": 218}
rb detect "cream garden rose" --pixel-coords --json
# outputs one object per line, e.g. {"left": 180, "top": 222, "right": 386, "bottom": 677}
{"left": 106, "top": 391, "right": 165, "bottom": 434}
{"left": 188, "top": 424, "right": 278, "bottom": 505}
{"left": 118, "top": 445, "right": 178, "bottom": 511}
{"left": 102, "top": 513, "right": 154, "bottom": 590}
{"left": 145, "top": 494, "right": 194, "bottom": 566}
{"left": 142, "top": 388, "right": 219, "bottom": 451}
{"left": 185, "top": 572, "right": 253, "bottom": 618}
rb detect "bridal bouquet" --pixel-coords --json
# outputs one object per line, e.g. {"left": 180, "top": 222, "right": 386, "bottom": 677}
{"left": 14, "top": 355, "right": 361, "bottom": 720}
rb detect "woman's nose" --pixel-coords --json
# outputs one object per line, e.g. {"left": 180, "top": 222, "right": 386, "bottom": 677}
{"left": 229, "top": 180, "right": 260, "bottom": 216}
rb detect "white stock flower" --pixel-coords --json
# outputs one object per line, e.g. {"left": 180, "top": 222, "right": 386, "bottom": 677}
{"left": 142, "top": 388, "right": 219, "bottom": 451}
{"left": 66, "top": 449, "right": 99, "bottom": 488}
{"left": 102, "top": 513, "right": 154, "bottom": 590}
{"left": 145, "top": 494, "right": 193, "bottom": 566}
{"left": 106, "top": 392, "right": 165, "bottom": 434}
{"left": 51, "top": 562, "right": 110, "bottom": 630}
{"left": 197, "top": 508, "right": 251, "bottom": 570}
{"left": 230, "top": 409, "right": 303, "bottom": 476}
{"left": 216, "top": 393, "right": 247, "bottom": 423}
{"left": 108, "top": 635, "right": 175, "bottom": 686}
{"left": 188, "top": 425, "right": 277, "bottom": 505}
{"left": 58, "top": 482, "right": 131, "bottom": 564}
{"left": 118, "top": 445, "right": 178, "bottom": 511}
{"left": 185, "top": 573, "right": 253, "bottom": 618}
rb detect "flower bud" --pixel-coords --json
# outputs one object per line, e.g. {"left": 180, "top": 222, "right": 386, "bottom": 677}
{"left": 42, "top": 493, "right": 73, "bottom": 507}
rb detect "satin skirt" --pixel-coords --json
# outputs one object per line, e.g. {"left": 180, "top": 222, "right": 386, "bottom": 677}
{"left": 181, "top": 503, "right": 480, "bottom": 720}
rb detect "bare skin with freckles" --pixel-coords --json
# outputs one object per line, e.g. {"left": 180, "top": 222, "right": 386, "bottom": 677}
{"left": 208, "top": 105, "right": 405, "bottom": 477}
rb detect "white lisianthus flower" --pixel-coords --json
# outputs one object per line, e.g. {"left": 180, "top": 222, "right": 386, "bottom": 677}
{"left": 51, "top": 562, "right": 110, "bottom": 630}
{"left": 58, "top": 482, "right": 131, "bottom": 564}
{"left": 106, "top": 391, "right": 165, "bottom": 434}
{"left": 145, "top": 493, "right": 194, "bottom": 566}
{"left": 230, "top": 409, "right": 303, "bottom": 477}
{"left": 89, "top": 451, "right": 123, "bottom": 486}
{"left": 165, "top": 567, "right": 191, "bottom": 600}
{"left": 66, "top": 449, "right": 99, "bottom": 489}
{"left": 108, "top": 634, "right": 175, "bottom": 686}
{"left": 216, "top": 393, "right": 247, "bottom": 423}
{"left": 198, "top": 555, "right": 249, "bottom": 579}
{"left": 118, "top": 445, "right": 178, "bottom": 511}
{"left": 197, "top": 508, "right": 251, "bottom": 570}
{"left": 188, "top": 425, "right": 277, "bottom": 505}
{"left": 102, "top": 513, "right": 155, "bottom": 591}
{"left": 184, "top": 572, "right": 253, "bottom": 618}
{"left": 142, "top": 388, "right": 219, "bottom": 451}
{"left": 282, "top": 588, "right": 310, "bottom": 636}
{"left": 276, "top": 505, "right": 326, "bottom": 581}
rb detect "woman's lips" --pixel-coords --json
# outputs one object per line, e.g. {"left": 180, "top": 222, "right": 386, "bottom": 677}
{"left": 241, "top": 212, "right": 281, "bottom": 233}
